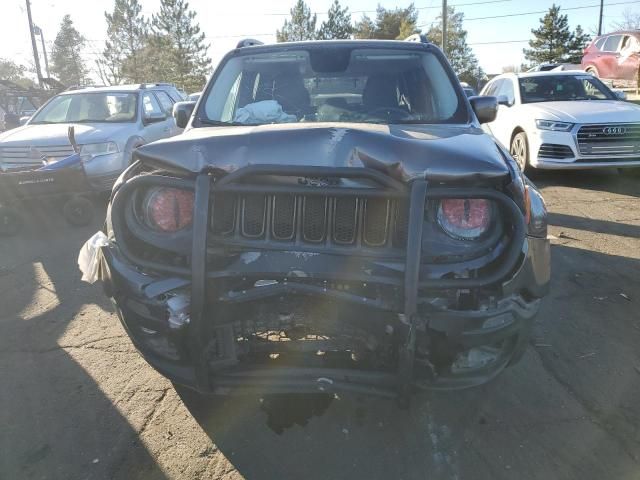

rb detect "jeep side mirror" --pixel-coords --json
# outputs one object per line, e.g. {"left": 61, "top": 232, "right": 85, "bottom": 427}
{"left": 469, "top": 96, "right": 498, "bottom": 124}
{"left": 143, "top": 111, "right": 167, "bottom": 125}
{"left": 173, "top": 101, "right": 196, "bottom": 129}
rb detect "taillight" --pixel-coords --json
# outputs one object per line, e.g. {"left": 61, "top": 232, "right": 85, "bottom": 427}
{"left": 437, "top": 198, "right": 492, "bottom": 240}
{"left": 144, "top": 187, "right": 194, "bottom": 232}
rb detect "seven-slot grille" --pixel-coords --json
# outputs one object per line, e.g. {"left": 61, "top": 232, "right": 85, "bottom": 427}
{"left": 0, "top": 145, "right": 76, "bottom": 170}
{"left": 210, "top": 193, "right": 408, "bottom": 249}
{"left": 576, "top": 123, "right": 640, "bottom": 156}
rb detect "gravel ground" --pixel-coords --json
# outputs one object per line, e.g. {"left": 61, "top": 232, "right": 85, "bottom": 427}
{"left": 0, "top": 168, "right": 638, "bottom": 480}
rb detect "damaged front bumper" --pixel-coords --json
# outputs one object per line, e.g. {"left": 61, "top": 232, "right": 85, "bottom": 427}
{"left": 100, "top": 168, "right": 550, "bottom": 401}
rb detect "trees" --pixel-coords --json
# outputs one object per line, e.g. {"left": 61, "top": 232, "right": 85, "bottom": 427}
{"left": 277, "top": 0, "right": 318, "bottom": 42}
{"left": 0, "top": 59, "right": 34, "bottom": 88}
{"left": 50, "top": 15, "right": 87, "bottom": 86}
{"left": 427, "top": 7, "right": 484, "bottom": 86}
{"left": 611, "top": 8, "right": 640, "bottom": 30}
{"left": 523, "top": 4, "right": 590, "bottom": 65}
{"left": 98, "top": 0, "right": 148, "bottom": 85}
{"left": 317, "top": 0, "right": 352, "bottom": 40}
{"left": 354, "top": 4, "right": 419, "bottom": 40}
{"left": 150, "top": 0, "right": 211, "bottom": 92}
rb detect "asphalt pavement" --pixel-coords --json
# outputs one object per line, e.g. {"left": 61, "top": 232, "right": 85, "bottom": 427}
{"left": 0, "top": 169, "right": 638, "bottom": 480}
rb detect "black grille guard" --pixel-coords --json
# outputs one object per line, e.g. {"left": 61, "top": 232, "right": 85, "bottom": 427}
{"left": 111, "top": 165, "right": 526, "bottom": 402}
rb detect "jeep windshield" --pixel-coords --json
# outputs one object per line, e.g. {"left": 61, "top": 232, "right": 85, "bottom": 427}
{"left": 30, "top": 92, "right": 138, "bottom": 124}
{"left": 519, "top": 75, "right": 615, "bottom": 103}
{"left": 200, "top": 47, "right": 467, "bottom": 126}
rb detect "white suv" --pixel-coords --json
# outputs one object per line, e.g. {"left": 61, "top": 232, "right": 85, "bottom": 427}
{"left": 0, "top": 84, "right": 184, "bottom": 190}
{"left": 481, "top": 71, "right": 640, "bottom": 170}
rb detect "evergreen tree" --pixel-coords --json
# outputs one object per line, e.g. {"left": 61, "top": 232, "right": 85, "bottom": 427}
{"left": 150, "top": 0, "right": 211, "bottom": 92}
{"left": 524, "top": 5, "right": 589, "bottom": 64}
{"left": 277, "top": 0, "right": 317, "bottom": 42}
{"left": 317, "top": 0, "right": 352, "bottom": 40}
{"left": 354, "top": 4, "right": 419, "bottom": 40}
{"left": 427, "top": 7, "right": 484, "bottom": 85}
{"left": 50, "top": 15, "right": 87, "bottom": 86}
{"left": 98, "top": 0, "right": 148, "bottom": 85}
{"left": 567, "top": 25, "right": 591, "bottom": 63}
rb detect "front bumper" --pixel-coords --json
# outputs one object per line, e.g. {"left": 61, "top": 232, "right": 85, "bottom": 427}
{"left": 100, "top": 167, "right": 550, "bottom": 400}
{"left": 529, "top": 128, "right": 640, "bottom": 170}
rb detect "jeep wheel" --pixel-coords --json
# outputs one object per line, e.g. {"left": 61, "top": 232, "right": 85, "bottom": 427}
{"left": 510, "top": 132, "right": 529, "bottom": 171}
{"left": 63, "top": 197, "right": 95, "bottom": 226}
{"left": 0, "top": 206, "right": 22, "bottom": 236}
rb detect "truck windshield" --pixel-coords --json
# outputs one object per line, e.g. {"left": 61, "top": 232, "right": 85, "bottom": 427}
{"left": 31, "top": 92, "right": 138, "bottom": 124}
{"left": 519, "top": 75, "right": 615, "bottom": 103}
{"left": 200, "top": 47, "right": 467, "bottom": 126}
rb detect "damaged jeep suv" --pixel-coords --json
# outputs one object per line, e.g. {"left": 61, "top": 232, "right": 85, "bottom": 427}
{"left": 99, "top": 38, "right": 550, "bottom": 402}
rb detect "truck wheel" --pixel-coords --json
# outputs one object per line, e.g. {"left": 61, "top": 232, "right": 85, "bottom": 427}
{"left": 510, "top": 132, "right": 529, "bottom": 171}
{"left": 63, "top": 197, "right": 94, "bottom": 226}
{"left": 0, "top": 206, "right": 22, "bottom": 236}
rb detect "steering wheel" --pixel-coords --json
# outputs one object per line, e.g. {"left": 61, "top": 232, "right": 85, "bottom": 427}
{"left": 369, "top": 107, "right": 410, "bottom": 121}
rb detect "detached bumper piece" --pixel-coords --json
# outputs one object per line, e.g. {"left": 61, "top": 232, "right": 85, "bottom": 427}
{"left": 106, "top": 165, "right": 536, "bottom": 403}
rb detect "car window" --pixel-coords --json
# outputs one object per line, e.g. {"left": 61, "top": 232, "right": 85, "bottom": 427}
{"left": 31, "top": 92, "right": 137, "bottom": 124}
{"left": 202, "top": 47, "right": 467, "bottom": 126}
{"left": 603, "top": 35, "right": 622, "bottom": 52}
{"left": 620, "top": 35, "right": 640, "bottom": 53}
{"left": 483, "top": 79, "right": 503, "bottom": 97}
{"left": 163, "top": 87, "right": 182, "bottom": 102}
{"left": 594, "top": 37, "right": 606, "bottom": 50}
{"left": 154, "top": 91, "right": 174, "bottom": 114}
{"left": 143, "top": 93, "right": 164, "bottom": 117}
{"left": 519, "top": 75, "right": 614, "bottom": 103}
{"left": 496, "top": 79, "right": 515, "bottom": 104}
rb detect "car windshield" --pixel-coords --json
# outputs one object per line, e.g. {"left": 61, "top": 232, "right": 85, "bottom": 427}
{"left": 519, "top": 75, "right": 615, "bottom": 103}
{"left": 30, "top": 92, "right": 138, "bottom": 124}
{"left": 200, "top": 47, "right": 467, "bottom": 126}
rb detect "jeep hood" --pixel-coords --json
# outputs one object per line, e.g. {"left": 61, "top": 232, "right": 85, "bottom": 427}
{"left": 134, "top": 123, "right": 510, "bottom": 182}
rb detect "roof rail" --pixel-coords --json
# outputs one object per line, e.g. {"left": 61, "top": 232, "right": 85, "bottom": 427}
{"left": 236, "top": 38, "right": 264, "bottom": 48}
{"left": 64, "top": 85, "right": 103, "bottom": 91}
{"left": 404, "top": 34, "right": 429, "bottom": 44}
{"left": 139, "top": 82, "right": 176, "bottom": 89}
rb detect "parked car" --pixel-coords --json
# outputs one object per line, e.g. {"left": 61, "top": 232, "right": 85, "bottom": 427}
{"left": 460, "top": 82, "right": 477, "bottom": 97}
{"left": 95, "top": 37, "right": 550, "bottom": 404}
{"left": 581, "top": 30, "right": 640, "bottom": 86}
{"left": 480, "top": 71, "right": 640, "bottom": 170}
{"left": 188, "top": 91, "right": 202, "bottom": 102}
{"left": 0, "top": 84, "right": 182, "bottom": 191}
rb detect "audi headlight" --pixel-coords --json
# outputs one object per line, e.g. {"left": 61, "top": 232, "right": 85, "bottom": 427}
{"left": 80, "top": 142, "right": 119, "bottom": 161}
{"left": 535, "top": 120, "right": 574, "bottom": 132}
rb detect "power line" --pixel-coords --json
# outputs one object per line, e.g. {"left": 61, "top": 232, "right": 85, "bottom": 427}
{"left": 456, "top": 0, "right": 638, "bottom": 22}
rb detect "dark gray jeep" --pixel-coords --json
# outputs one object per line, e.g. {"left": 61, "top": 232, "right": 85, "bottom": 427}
{"left": 98, "top": 37, "right": 550, "bottom": 404}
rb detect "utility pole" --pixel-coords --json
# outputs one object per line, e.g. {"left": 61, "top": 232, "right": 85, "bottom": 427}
{"left": 442, "top": 0, "right": 448, "bottom": 56}
{"left": 25, "top": 0, "right": 43, "bottom": 87}
{"left": 34, "top": 26, "right": 50, "bottom": 79}
{"left": 597, "top": 0, "right": 604, "bottom": 36}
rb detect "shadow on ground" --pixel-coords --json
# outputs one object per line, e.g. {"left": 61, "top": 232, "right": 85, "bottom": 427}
{"left": 0, "top": 201, "right": 167, "bottom": 480}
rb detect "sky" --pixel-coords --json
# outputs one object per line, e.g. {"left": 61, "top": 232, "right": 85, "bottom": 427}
{"left": 1, "top": 0, "right": 638, "bottom": 83}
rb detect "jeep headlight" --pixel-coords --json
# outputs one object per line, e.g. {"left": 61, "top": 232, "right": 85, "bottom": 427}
{"left": 80, "top": 142, "right": 119, "bottom": 161}
{"left": 535, "top": 120, "right": 573, "bottom": 132}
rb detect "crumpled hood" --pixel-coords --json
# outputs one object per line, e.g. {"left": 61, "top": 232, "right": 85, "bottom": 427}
{"left": 0, "top": 123, "right": 129, "bottom": 146}
{"left": 135, "top": 123, "right": 511, "bottom": 183}
{"left": 522, "top": 100, "right": 640, "bottom": 124}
